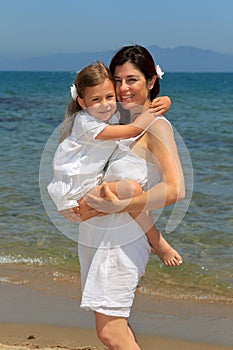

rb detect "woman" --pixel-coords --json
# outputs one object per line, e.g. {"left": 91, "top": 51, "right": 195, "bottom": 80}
{"left": 63, "top": 45, "right": 185, "bottom": 350}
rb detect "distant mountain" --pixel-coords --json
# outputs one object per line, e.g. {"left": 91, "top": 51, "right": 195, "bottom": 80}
{"left": 149, "top": 45, "right": 233, "bottom": 72}
{"left": 1, "top": 46, "right": 233, "bottom": 72}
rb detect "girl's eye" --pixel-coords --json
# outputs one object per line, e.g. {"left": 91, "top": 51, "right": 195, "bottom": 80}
{"left": 107, "top": 94, "right": 115, "bottom": 99}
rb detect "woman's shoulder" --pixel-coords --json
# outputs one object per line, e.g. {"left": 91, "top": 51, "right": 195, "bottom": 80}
{"left": 146, "top": 115, "right": 174, "bottom": 140}
{"left": 148, "top": 115, "right": 172, "bottom": 130}
{"left": 152, "top": 115, "right": 171, "bottom": 125}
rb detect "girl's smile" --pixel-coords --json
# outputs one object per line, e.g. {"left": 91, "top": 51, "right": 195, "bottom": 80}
{"left": 78, "top": 79, "right": 116, "bottom": 121}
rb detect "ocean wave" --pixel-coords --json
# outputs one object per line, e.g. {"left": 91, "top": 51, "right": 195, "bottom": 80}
{"left": 0, "top": 276, "right": 29, "bottom": 285}
{"left": 137, "top": 285, "right": 233, "bottom": 305}
{"left": 0, "top": 253, "right": 63, "bottom": 266}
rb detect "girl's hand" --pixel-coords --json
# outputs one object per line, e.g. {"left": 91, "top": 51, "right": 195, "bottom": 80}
{"left": 77, "top": 197, "right": 105, "bottom": 220}
{"left": 149, "top": 96, "right": 171, "bottom": 115}
{"left": 59, "top": 200, "right": 103, "bottom": 222}
{"left": 85, "top": 182, "right": 129, "bottom": 214}
{"left": 59, "top": 207, "right": 82, "bottom": 222}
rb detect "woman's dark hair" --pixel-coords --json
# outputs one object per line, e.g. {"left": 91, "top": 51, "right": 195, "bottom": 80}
{"left": 109, "top": 45, "right": 160, "bottom": 100}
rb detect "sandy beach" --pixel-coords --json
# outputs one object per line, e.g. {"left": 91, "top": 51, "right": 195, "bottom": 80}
{"left": 0, "top": 264, "right": 232, "bottom": 350}
{"left": 0, "top": 322, "right": 232, "bottom": 350}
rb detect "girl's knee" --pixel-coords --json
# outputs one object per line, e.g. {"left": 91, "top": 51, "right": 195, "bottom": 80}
{"left": 116, "top": 180, "right": 142, "bottom": 199}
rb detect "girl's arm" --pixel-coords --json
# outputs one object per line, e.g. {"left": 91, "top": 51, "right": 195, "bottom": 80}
{"left": 96, "top": 109, "right": 155, "bottom": 140}
{"left": 97, "top": 96, "right": 171, "bottom": 141}
{"left": 149, "top": 96, "right": 171, "bottom": 115}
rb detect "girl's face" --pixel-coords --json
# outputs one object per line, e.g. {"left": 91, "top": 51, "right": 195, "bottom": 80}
{"left": 113, "top": 62, "right": 155, "bottom": 109}
{"left": 78, "top": 79, "right": 116, "bottom": 121}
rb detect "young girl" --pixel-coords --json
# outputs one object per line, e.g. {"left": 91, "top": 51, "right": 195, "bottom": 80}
{"left": 47, "top": 61, "right": 182, "bottom": 266}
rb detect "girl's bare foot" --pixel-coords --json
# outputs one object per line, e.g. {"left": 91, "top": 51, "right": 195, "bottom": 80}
{"left": 152, "top": 233, "right": 183, "bottom": 267}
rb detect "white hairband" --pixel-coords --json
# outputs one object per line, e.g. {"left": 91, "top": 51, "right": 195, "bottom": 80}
{"left": 70, "top": 84, "right": 78, "bottom": 100}
{"left": 155, "top": 65, "right": 164, "bottom": 79}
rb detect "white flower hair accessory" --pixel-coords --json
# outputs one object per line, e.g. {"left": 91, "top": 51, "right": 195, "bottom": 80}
{"left": 155, "top": 65, "right": 164, "bottom": 79}
{"left": 70, "top": 84, "right": 78, "bottom": 100}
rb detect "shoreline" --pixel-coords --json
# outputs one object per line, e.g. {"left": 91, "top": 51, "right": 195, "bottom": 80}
{"left": 1, "top": 260, "right": 232, "bottom": 304}
{"left": 0, "top": 278, "right": 233, "bottom": 349}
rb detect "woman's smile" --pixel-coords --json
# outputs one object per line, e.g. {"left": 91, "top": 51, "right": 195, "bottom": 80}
{"left": 114, "top": 62, "right": 151, "bottom": 108}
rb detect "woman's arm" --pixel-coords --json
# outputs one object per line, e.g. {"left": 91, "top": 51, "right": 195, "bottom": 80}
{"left": 85, "top": 119, "right": 185, "bottom": 214}
{"left": 128, "top": 119, "right": 185, "bottom": 211}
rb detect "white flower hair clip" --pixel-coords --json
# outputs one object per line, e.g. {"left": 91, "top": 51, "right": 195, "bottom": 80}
{"left": 155, "top": 65, "right": 164, "bottom": 79}
{"left": 70, "top": 84, "right": 78, "bottom": 100}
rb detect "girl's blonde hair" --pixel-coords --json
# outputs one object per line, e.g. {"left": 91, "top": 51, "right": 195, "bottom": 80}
{"left": 60, "top": 61, "right": 115, "bottom": 142}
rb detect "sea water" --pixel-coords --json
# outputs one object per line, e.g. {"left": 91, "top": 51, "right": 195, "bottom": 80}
{"left": 0, "top": 71, "right": 232, "bottom": 303}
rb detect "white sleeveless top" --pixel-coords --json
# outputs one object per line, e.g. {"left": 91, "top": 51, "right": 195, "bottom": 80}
{"left": 104, "top": 116, "right": 171, "bottom": 190}
{"left": 78, "top": 116, "right": 172, "bottom": 248}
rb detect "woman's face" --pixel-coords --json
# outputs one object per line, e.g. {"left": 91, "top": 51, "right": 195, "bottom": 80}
{"left": 113, "top": 62, "right": 152, "bottom": 109}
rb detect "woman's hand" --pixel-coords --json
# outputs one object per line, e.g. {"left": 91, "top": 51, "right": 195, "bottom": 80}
{"left": 149, "top": 96, "right": 171, "bottom": 115}
{"left": 85, "top": 182, "right": 129, "bottom": 214}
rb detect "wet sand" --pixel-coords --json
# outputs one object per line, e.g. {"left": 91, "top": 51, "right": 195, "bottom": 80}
{"left": 0, "top": 264, "right": 232, "bottom": 349}
{"left": 0, "top": 322, "right": 232, "bottom": 350}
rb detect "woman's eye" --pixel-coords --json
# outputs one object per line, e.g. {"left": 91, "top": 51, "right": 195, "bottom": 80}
{"left": 114, "top": 78, "right": 137, "bottom": 86}
{"left": 127, "top": 78, "right": 137, "bottom": 83}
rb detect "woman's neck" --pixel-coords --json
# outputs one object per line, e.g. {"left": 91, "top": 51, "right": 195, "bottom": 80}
{"left": 129, "top": 100, "right": 151, "bottom": 121}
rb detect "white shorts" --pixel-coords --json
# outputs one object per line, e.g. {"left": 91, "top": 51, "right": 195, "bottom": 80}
{"left": 78, "top": 234, "right": 150, "bottom": 318}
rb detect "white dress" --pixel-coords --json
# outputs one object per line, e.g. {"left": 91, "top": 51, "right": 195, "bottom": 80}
{"left": 78, "top": 116, "right": 170, "bottom": 318}
{"left": 47, "top": 111, "right": 117, "bottom": 211}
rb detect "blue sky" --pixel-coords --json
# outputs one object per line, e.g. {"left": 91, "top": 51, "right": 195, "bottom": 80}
{"left": 1, "top": 0, "right": 233, "bottom": 58}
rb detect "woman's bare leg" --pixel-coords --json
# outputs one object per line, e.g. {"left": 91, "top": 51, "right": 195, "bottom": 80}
{"left": 94, "top": 312, "right": 141, "bottom": 350}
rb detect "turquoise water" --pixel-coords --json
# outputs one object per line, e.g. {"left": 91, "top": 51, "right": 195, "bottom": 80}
{"left": 0, "top": 71, "right": 232, "bottom": 302}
